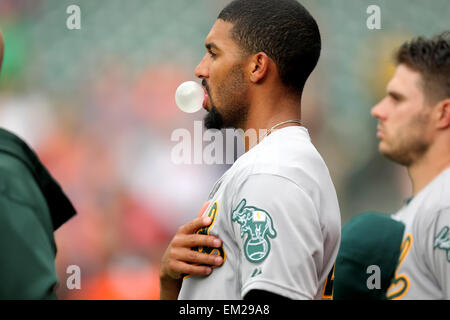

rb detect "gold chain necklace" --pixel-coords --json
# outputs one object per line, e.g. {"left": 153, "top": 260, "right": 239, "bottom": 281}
{"left": 261, "top": 119, "right": 302, "bottom": 140}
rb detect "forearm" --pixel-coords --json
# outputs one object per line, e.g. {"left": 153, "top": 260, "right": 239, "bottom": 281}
{"left": 160, "top": 274, "right": 182, "bottom": 300}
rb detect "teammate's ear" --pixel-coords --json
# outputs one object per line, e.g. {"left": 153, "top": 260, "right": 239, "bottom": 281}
{"left": 248, "top": 52, "right": 270, "bottom": 84}
{"left": 435, "top": 98, "right": 450, "bottom": 130}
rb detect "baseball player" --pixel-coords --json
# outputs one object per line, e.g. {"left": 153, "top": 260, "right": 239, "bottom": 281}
{"left": 371, "top": 32, "right": 450, "bottom": 299}
{"left": 0, "top": 29, "right": 77, "bottom": 299}
{"left": 160, "top": 0, "right": 341, "bottom": 300}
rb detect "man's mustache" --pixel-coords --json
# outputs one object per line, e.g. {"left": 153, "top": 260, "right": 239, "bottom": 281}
{"left": 202, "top": 79, "right": 210, "bottom": 95}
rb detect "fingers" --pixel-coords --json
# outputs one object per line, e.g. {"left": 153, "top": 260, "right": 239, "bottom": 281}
{"left": 178, "top": 216, "right": 213, "bottom": 234}
{"left": 161, "top": 204, "right": 224, "bottom": 281}
{"left": 162, "top": 245, "right": 224, "bottom": 280}
{"left": 161, "top": 231, "right": 224, "bottom": 280}
{"left": 197, "top": 201, "right": 210, "bottom": 218}
{"left": 171, "top": 247, "right": 224, "bottom": 267}
{"left": 169, "top": 260, "right": 213, "bottom": 277}
{"left": 179, "top": 201, "right": 212, "bottom": 234}
{"left": 172, "top": 233, "right": 222, "bottom": 249}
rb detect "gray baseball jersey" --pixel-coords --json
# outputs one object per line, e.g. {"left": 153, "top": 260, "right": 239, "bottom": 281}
{"left": 178, "top": 126, "right": 341, "bottom": 300}
{"left": 387, "top": 168, "right": 450, "bottom": 299}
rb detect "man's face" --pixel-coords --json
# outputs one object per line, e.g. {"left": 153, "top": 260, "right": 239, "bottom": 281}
{"left": 371, "top": 64, "right": 434, "bottom": 166}
{"left": 195, "top": 19, "right": 249, "bottom": 130}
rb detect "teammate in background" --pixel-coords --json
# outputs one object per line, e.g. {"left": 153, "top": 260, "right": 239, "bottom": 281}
{"left": 160, "top": 0, "right": 341, "bottom": 300}
{"left": 0, "top": 29, "right": 76, "bottom": 299}
{"left": 371, "top": 32, "right": 450, "bottom": 299}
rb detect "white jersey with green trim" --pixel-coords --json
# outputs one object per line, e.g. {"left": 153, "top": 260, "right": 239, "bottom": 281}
{"left": 177, "top": 126, "right": 341, "bottom": 300}
{"left": 387, "top": 168, "right": 450, "bottom": 300}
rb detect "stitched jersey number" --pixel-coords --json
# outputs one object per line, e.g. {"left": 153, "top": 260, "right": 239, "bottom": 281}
{"left": 195, "top": 201, "right": 226, "bottom": 260}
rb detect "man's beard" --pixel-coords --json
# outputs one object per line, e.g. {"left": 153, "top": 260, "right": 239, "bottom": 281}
{"left": 380, "top": 112, "right": 431, "bottom": 166}
{"left": 381, "top": 138, "right": 430, "bottom": 166}
{"left": 203, "top": 65, "right": 249, "bottom": 130}
{"left": 204, "top": 105, "right": 224, "bottom": 130}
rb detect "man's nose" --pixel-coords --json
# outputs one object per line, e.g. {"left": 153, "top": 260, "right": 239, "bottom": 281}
{"left": 195, "top": 55, "right": 209, "bottom": 79}
{"left": 371, "top": 99, "right": 386, "bottom": 120}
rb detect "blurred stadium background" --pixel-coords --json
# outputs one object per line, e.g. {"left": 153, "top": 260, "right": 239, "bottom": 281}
{"left": 0, "top": 0, "right": 448, "bottom": 299}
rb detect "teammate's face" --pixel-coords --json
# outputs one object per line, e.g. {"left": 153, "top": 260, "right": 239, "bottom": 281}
{"left": 195, "top": 19, "right": 250, "bottom": 130}
{"left": 371, "top": 64, "right": 433, "bottom": 166}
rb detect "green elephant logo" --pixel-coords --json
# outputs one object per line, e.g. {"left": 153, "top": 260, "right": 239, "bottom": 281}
{"left": 232, "top": 199, "right": 277, "bottom": 263}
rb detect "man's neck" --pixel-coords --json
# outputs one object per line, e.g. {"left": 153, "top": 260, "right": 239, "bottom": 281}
{"left": 408, "top": 146, "right": 450, "bottom": 195}
{"left": 242, "top": 92, "right": 302, "bottom": 152}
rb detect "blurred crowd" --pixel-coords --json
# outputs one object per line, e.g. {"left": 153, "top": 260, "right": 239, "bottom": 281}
{"left": 0, "top": 0, "right": 448, "bottom": 299}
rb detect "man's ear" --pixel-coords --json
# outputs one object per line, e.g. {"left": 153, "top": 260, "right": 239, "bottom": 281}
{"left": 248, "top": 52, "right": 271, "bottom": 84}
{"left": 435, "top": 98, "right": 450, "bottom": 130}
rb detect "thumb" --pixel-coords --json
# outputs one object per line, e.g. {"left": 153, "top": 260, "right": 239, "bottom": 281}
{"left": 197, "top": 201, "right": 210, "bottom": 218}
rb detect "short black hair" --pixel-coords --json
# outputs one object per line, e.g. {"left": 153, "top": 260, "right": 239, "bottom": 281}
{"left": 395, "top": 31, "right": 450, "bottom": 104}
{"left": 218, "top": 0, "right": 321, "bottom": 95}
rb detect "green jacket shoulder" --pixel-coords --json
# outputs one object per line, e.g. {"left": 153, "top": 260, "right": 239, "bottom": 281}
{"left": 0, "top": 128, "right": 76, "bottom": 299}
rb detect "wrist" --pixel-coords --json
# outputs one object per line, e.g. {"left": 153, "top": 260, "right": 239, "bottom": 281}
{"left": 159, "top": 271, "right": 182, "bottom": 300}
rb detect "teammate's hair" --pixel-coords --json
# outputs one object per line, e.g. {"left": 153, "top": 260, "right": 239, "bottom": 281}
{"left": 395, "top": 31, "right": 450, "bottom": 104}
{"left": 218, "top": 0, "right": 321, "bottom": 95}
